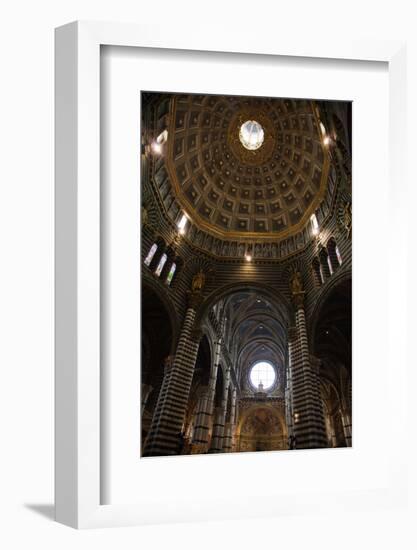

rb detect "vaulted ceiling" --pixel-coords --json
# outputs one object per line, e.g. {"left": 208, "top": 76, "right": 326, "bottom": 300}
{"left": 160, "top": 94, "right": 329, "bottom": 240}
{"left": 143, "top": 92, "right": 344, "bottom": 260}
{"left": 221, "top": 290, "right": 288, "bottom": 395}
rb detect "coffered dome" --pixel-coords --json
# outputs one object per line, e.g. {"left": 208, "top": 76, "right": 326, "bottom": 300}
{"left": 164, "top": 94, "right": 330, "bottom": 241}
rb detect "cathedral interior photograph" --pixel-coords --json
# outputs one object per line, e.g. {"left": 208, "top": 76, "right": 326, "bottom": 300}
{"left": 140, "top": 92, "right": 352, "bottom": 457}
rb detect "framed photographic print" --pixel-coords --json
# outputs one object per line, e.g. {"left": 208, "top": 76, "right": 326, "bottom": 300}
{"left": 55, "top": 21, "right": 407, "bottom": 528}
{"left": 139, "top": 90, "right": 352, "bottom": 458}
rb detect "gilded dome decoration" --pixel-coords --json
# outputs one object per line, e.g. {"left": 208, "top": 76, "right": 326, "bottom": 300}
{"left": 163, "top": 94, "right": 330, "bottom": 242}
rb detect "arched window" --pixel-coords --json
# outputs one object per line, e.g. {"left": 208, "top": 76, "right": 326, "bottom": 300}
{"left": 335, "top": 244, "right": 343, "bottom": 265}
{"left": 327, "top": 255, "right": 334, "bottom": 275}
{"left": 327, "top": 238, "right": 342, "bottom": 271}
{"left": 147, "top": 236, "right": 166, "bottom": 271}
{"left": 312, "top": 257, "right": 323, "bottom": 286}
{"left": 144, "top": 243, "right": 157, "bottom": 266}
{"left": 155, "top": 253, "right": 167, "bottom": 277}
{"left": 319, "top": 248, "right": 331, "bottom": 280}
{"left": 158, "top": 246, "right": 175, "bottom": 282}
{"left": 310, "top": 213, "right": 319, "bottom": 236}
{"left": 166, "top": 263, "right": 176, "bottom": 286}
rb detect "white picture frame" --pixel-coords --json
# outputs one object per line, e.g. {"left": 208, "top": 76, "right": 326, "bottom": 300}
{"left": 55, "top": 20, "right": 407, "bottom": 529}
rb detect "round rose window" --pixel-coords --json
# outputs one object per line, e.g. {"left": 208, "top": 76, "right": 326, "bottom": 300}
{"left": 249, "top": 361, "right": 276, "bottom": 390}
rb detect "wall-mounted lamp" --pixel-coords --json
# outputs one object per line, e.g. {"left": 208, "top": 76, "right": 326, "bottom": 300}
{"left": 177, "top": 212, "right": 188, "bottom": 235}
{"left": 151, "top": 141, "right": 162, "bottom": 154}
{"left": 150, "top": 129, "right": 168, "bottom": 155}
{"left": 310, "top": 213, "right": 320, "bottom": 236}
{"left": 319, "top": 121, "right": 332, "bottom": 147}
{"left": 244, "top": 243, "right": 253, "bottom": 262}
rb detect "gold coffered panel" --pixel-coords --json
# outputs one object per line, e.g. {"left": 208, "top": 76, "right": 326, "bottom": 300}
{"left": 164, "top": 93, "right": 330, "bottom": 242}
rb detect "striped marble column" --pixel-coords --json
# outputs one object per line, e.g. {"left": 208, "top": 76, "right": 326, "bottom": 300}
{"left": 324, "top": 409, "right": 337, "bottom": 447}
{"left": 341, "top": 408, "right": 352, "bottom": 446}
{"left": 285, "top": 339, "right": 295, "bottom": 446}
{"left": 231, "top": 390, "right": 239, "bottom": 452}
{"left": 223, "top": 422, "right": 232, "bottom": 452}
{"left": 191, "top": 335, "right": 223, "bottom": 451}
{"left": 230, "top": 387, "right": 238, "bottom": 451}
{"left": 289, "top": 293, "right": 327, "bottom": 449}
{"left": 342, "top": 382, "right": 352, "bottom": 446}
{"left": 209, "top": 366, "right": 231, "bottom": 453}
{"left": 309, "top": 354, "right": 328, "bottom": 445}
{"left": 222, "top": 386, "right": 237, "bottom": 453}
{"left": 189, "top": 386, "right": 209, "bottom": 452}
{"left": 143, "top": 292, "right": 203, "bottom": 456}
{"left": 209, "top": 407, "right": 225, "bottom": 453}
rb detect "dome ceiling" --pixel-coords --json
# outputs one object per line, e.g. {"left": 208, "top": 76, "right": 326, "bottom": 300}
{"left": 164, "top": 94, "right": 330, "bottom": 241}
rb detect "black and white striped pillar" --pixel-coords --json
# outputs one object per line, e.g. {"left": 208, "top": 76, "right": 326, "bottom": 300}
{"left": 209, "top": 366, "right": 231, "bottom": 453}
{"left": 189, "top": 386, "right": 209, "bottom": 452}
{"left": 209, "top": 407, "right": 225, "bottom": 453}
{"left": 191, "top": 332, "right": 223, "bottom": 451}
{"left": 231, "top": 387, "right": 238, "bottom": 451}
{"left": 341, "top": 408, "right": 352, "bottom": 446}
{"left": 143, "top": 292, "right": 203, "bottom": 456}
{"left": 324, "top": 408, "right": 337, "bottom": 446}
{"left": 289, "top": 294, "right": 327, "bottom": 449}
{"left": 285, "top": 339, "right": 295, "bottom": 445}
{"left": 341, "top": 383, "right": 352, "bottom": 446}
{"left": 223, "top": 386, "right": 237, "bottom": 453}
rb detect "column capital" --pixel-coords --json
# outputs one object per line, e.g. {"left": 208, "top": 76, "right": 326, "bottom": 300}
{"left": 292, "top": 291, "right": 306, "bottom": 309}
{"left": 186, "top": 290, "right": 204, "bottom": 309}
